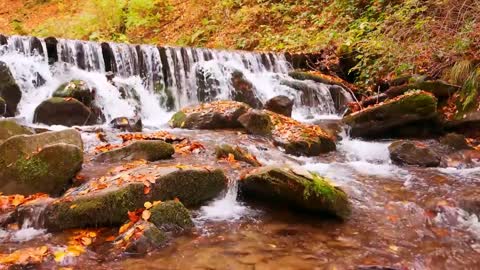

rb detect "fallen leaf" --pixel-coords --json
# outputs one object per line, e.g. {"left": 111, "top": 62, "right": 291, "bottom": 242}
{"left": 142, "top": 210, "right": 151, "bottom": 221}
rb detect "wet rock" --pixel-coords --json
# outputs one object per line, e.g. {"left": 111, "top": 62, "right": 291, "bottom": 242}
{"left": 0, "top": 119, "right": 34, "bottom": 144}
{"left": 215, "top": 144, "right": 262, "bottom": 166}
{"left": 231, "top": 70, "right": 262, "bottom": 108}
{"left": 33, "top": 97, "right": 97, "bottom": 126}
{"left": 42, "top": 165, "right": 226, "bottom": 230}
{"left": 169, "top": 100, "right": 250, "bottom": 129}
{"left": 150, "top": 200, "right": 194, "bottom": 231}
{"left": 0, "top": 129, "right": 83, "bottom": 195}
{"left": 264, "top": 95, "right": 293, "bottom": 117}
{"left": 239, "top": 166, "right": 351, "bottom": 219}
{"left": 445, "top": 111, "right": 480, "bottom": 132}
{"left": 385, "top": 79, "right": 459, "bottom": 98}
{"left": 94, "top": 140, "right": 174, "bottom": 162}
{"left": 0, "top": 97, "right": 5, "bottom": 116}
{"left": 0, "top": 61, "right": 22, "bottom": 117}
{"left": 280, "top": 80, "right": 322, "bottom": 107}
{"left": 53, "top": 80, "right": 94, "bottom": 107}
{"left": 115, "top": 220, "right": 167, "bottom": 254}
{"left": 110, "top": 117, "right": 143, "bottom": 132}
{"left": 388, "top": 140, "right": 441, "bottom": 167}
{"left": 238, "top": 109, "right": 273, "bottom": 136}
{"left": 329, "top": 85, "right": 354, "bottom": 113}
{"left": 459, "top": 195, "right": 480, "bottom": 216}
{"left": 343, "top": 91, "right": 438, "bottom": 138}
{"left": 439, "top": 133, "right": 472, "bottom": 151}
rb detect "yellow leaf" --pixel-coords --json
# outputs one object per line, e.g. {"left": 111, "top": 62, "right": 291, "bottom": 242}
{"left": 66, "top": 245, "right": 85, "bottom": 256}
{"left": 144, "top": 201, "right": 153, "bottom": 209}
{"left": 142, "top": 210, "right": 151, "bottom": 221}
{"left": 54, "top": 251, "right": 67, "bottom": 262}
{"left": 70, "top": 204, "right": 77, "bottom": 209}
{"left": 152, "top": 200, "right": 162, "bottom": 206}
{"left": 81, "top": 237, "right": 92, "bottom": 246}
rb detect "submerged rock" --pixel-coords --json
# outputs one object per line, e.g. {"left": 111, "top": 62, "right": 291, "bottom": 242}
{"left": 94, "top": 140, "right": 174, "bottom": 162}
{"left": 264, "top": 95, "right": 294, "bottom": 117}
{"left": 169, "top": 100, "right": 249, "bottom": 129}
{"left": 343, "top": 91, "right": 438, "bottom": 138}
{"left": 115, "top": 220, "right": 167, "bottom": 254}
{"left": 388, "top": 140, "right": 441, "bottom": 167}
{"left": 215, "top": 144, "right": 262, "bottom": 166}
{"left": 41, "top": 165, "right": 226, "bottom": 230}
{"left": 0, "top": 61, "right": 22, "bottom": 117}
{"left": 33, "top": 97, "right": 97, "bottom": 126}
{"left": 110, "top": 117, "right": 143, "bottom": 132}
{"left": 0, "top": 119, "right": 34, "bottom": 144}
{"left": 53, "top": 80, "right": 94, "bottom": 107}
{"left": 0, "top": 129, "right": 84, "bottom": 195}
{"left": 150, "top": 200, "right": 194, "bottom": 231}
{"left": 240, "top": 166, "right": 351, "bottom": 219}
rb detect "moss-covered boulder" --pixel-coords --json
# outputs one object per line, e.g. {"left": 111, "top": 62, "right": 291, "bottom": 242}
{"left": 94, "top": 140, "right": 174, "bottom": 162}
{"left": 40, "top": 165, "right": 226, "bottom": 230}
{"left": 240, "top": 166, "right": 351, "bottom": 219}
{"left": 169, "top": 100, "right": 250, "bottom": 129}
{"left": 0, "top": 129, "right": 84, "bottom": 195}
{"left": 114, "top": 220, "right": 167, "bottom": 254}
{"left": 0, "top": 61, "right": 22, "bottom": 117}
{"left": 264, "top": 95, "right": 294, "bottom": 117}
{"left": 0, "top": 97, "right": 5, "bottom": 116}
{"left": 343, "top": 91, "right": 438, "bottom": 138}
{"left": 388, "top": 140, "right": 441, "bottom": 167}
{"left": 215, "top": 144, "right": 261, "bottom": 166}
{"left": 33, "top": 97, "right": 98, "bottom": 126}
{"left": 238, "top": 109, "right": 273, "bottom": 136}
{"left": 53, "top": 80, "right": 94, "bottom": 107}
{"left": 0, "top": 119, "right": 33, "bottom": 144}
{"left": 150, "top": 200, "right": 194, "bottom": 231}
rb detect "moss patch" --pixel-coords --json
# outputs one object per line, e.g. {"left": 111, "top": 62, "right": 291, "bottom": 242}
{"left": 150, "top": 200, "right": 194, "bottom": 230}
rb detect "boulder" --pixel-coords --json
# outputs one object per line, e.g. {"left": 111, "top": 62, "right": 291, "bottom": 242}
{"left": 0, "top": 97, "right": 5, "bottom": 116}
{"left": 0, "top": 129, "right": 84, "bottom": 195}
{"left": 439, "top": 133, "right": 472, "bottom": 151}
{"left": 388, "top": 140, "right": 441, "bottom": 167}
{"left": 33, "top": 97, "right": 97, "bottom": 126}
{"left": 53, "top": 80, "right": 93, "bottom": 107}
{"left": 37, "top": 165, "right": 226, "bottom": 230}
{"left": 264, "top": 95, "right": 293, "bottom": 117}
{"left": 238, "top": 109, "right": 273, "bottom": 136}
{"left": 230, "top": 70, "right": 262, "bottom": 108}
{"left": 0, "top": 61, "right": 22, "bottom": 117}
{"left": 343, "top": 91, "right": 438, "bottom": 138}
{"left": 239, "top": 166, "right": 351, "bottom": 219}
{"left": 169, "top": 100, "right": 250, "bottom": 129}
{"left": 149, "top": 200, "right": 194, "bottom": 231}
{"left": 215, "top": 144, "right": 262, "bottom": 166}
{"left": 0, "top": 119, "right": 33, "bottom": 144}
{"left": 115, "top": 220, "right": 167, "bottom": 254}
{"left": 94, "top": 140, "right": 174, "bottom": 162}
{"left": 110, "top": 117, "right": 142, "bottom": 132}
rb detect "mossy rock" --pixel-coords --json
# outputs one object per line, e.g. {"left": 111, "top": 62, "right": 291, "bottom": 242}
{"left": 94, "top": 140, "right": 174, "bottom": 162}
{"left": 388, "top": 140, "right": 441, "bottom": 167}
{"left": 33, "top": 97, "right": 97, "bottom": 126}
{"left": 343, "top": 91, "right": 438, "bottom": 138}
{"left": 0, "top": 120, "right": 34, "bottom": 144}
{"left": 264, "top": 95, "right": 294, "bottom": 117}
{"left": 0, "top": 97, "right": 5, "bottom": 116}
{"left": 240, "top": 166, "right": 351, "bottom": 219}
{"left": 169, "top": 100, "right": 250, "bottom": 129}
{"left": 238, "top": 109, "right": 273, "bottom": 136}
{"left": 0, "top": 143, "right": 83, "bottom": 195}
{"left": 215, "top": 144, "right": 261, "bottom": 166}
{"left": 0, "top": 61, "right": 22, "bottom": 117}
{"left": 40, "top": 165, "right": 226, "bottom": 230}
{"left": 115, "top": 220, "right": 167, "bottom": 254}
{"left": 150, "top": 200, "right": 194, "bottom": 231}
{"left": 439, "top": 133, "right": 472, "bottom": 151}
{"left": 53, "top": 80, "right": 93, "bottom": 107}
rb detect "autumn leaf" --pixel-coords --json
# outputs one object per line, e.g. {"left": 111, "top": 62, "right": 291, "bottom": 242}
{"left": 142, "top": 210, "right": 151, "bottom": 221}
{"left": 143, "top": 185, "right": 151, "bottom": 194}
{"left": 144, "top": 201, "right": 153, "bottom": 209}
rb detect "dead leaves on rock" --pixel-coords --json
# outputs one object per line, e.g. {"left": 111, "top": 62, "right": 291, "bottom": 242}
{"left": 0, "top": 246, "right": 49, "bottom": 266}
{"left": 119, "top": 131, "right": 184, "bottom": 143}
{"left": 0, "top": 193, "right": 49, "bottom": 212}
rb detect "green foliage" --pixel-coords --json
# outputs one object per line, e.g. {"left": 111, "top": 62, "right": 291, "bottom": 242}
{"left": 445, "top": 60, "right": 480, "bottom": 113}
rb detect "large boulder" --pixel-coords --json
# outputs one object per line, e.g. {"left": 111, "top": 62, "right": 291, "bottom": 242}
{"left": 94, "top": 140, "right": 174, "bottom": 162}
{"left": 240, "top": 109, "right": 336, "bottom": 156}
{"left": 239, "top": 166, "right": 351, "bottom": 219}
{"left": 0, "top": 129, "right": 84, "bottom": 195}
{"left": 343, "top": 91, "right": 438, "bottom": 138}
{"left": 169, "top": 100, "right": 250, "bottom": 129}
{"left": 0, "top": 61, "right": 22, "bottom": 117}
{"left": 230, "top": 70, "right": 262, "bottom": 108}
{"left": 53, "top": 80, "right": 94, "bottom": 107}
{"left": 33, "top": 165, "right": 226, "bottom": 230}
{"left": 388, "top": 140, "right": 441, "bottom": 167}
{"left": 0, "top": 119, "right": 33, "bottom": 144}
{"left": 33, "top": 97, "right": 97, "bottom": 126}
{"left": 264, "top": 95, "right": 294, "bottom": 117}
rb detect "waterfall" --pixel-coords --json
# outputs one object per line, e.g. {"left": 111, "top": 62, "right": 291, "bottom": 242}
{"left": 0, "top": 35, "right": 346, "bottom": 126}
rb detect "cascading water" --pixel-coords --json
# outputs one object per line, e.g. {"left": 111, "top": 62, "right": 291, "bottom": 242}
{"left": 0, "top": 35, "right": 347, "bottom": 126}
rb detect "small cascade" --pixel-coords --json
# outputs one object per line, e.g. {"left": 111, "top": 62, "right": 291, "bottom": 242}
{"left": 0, "top": 34, "right": 350, "bottom": 126}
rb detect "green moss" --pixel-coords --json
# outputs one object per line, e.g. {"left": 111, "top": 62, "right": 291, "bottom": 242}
{"left": 169, "top": 111, "right": 187, "bottom": 128}
{"left": 150, "top": 200, "right": 194, "bottom": 230}
{"left": 303, "top": 173, "right": 336, "bottom": 202}
{"left": 15, "top": 155, "right": 50, "bottom": 183}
